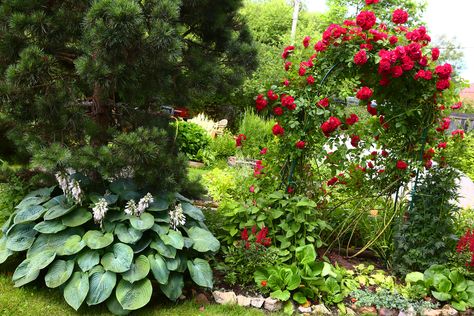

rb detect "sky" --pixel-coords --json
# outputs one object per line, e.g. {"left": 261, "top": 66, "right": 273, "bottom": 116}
{"left": 304, "top": 0, "right": 474, "bottom": 83}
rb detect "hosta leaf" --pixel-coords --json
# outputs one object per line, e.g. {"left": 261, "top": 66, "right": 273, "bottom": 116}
{"left": 42, "top": 195, "right": 66, "bottom": 209}
{"left": 14, "top": 205, "right": 46, "bottom": 224}
{"left": 101, "top": 243, "right": 133, "bottom": 273}
{"left": 166, "top": 256, "right": 180, "bottom": 271}
{"left": 160, "top": 229, "right": 184, "bottom": 250}
{"left": 12, "top": 259, "right": 40, "bottom": 287}
{"left": 159, "top": 273, "right": 184, "bottom": 301}
{"left": 27, "top": 229, "right": 81, "bottom": 258}
{"left": 83, "top": 230, "right": 114, "bottom": 249}
{"left": 148, "top": 198, "right": 170, "bottom": 212}
{"left": 34, "top": 220, "right": 67, "bottom": 234}
{"left": 15, "top": 196, "right": 48, "bottom": 210}
{"left": 25, "top": 186, "right": 54, "bottom": 198}
{"left": 0, "top": 237, "right": 13, "bottom": 264}
{"left": 115, "top": 223, "right": 142, "bottom": 244}
{"left": 150, "top": 239, "right": 176, "bottom": 258}
{"left": 131, "top": 236, "right": 152, "bottom": 254}
{"left": 122, "top": 255, "right": 150, "bottom": 283}
{"left": 151, "top": 224, "right": 169, "bottom": 236}
{"left": 106, "top": 295, "right": 130, "bottom": 315}
{"left": 86, "top": 270, "right": 116, "bottom": 306}
{"left": 187, "top": 227, "right": 220, "bottom": 253}
{"left": 187, "top": 258, "right": 213, "bottom": 288}
{"left": 148, "top": 254, "right": 169, "bottom": 284}
{"left": 57, "top": 235, "right": 86, "bottom": 256}
{"left": 89, "top": 194, "right": 118, "bottom": 205}
{"left": 89, "top": 265, "right": 105, "bottom": 276}
{"left": 116, "top": 279, "right": 153, "bottom": 310}
{"left": 129, "top": 213, "right": 154, "bottom": 231}
{"left": 44, "top": 204, "right": 76, "bottom": 221}
{"left": 62, "top": 208, "right": 92, "bottom": 227}
{"left": 181, "top": 203, "right": 204, "bottom": 221}
{"left": 109, "top": 179, "right": 137, "bottom": 196}
{"left": 78, "top": 250, "right": 100, "bottom": 272}
{"left": 45, "top": 260, "right": 75, "bottom": 288}
{"left": 6, "top": 223, "right": 37, "bottom": 251}
{"left": 28, "top": 250, "right": 56, "bottom": 271}
{"left": 64, "top": 272, "right": 89, "bottom": 311}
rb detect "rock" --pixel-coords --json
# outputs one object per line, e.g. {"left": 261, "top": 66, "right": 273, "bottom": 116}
{"left": 298, "top": 306, "right": 312, "bottom": 313}
{"left": 212, "top": 291, "right": 237, "bottom": 305}
{"left": 442, "top": 305, "right": 458, "bottom": 316}
{"left": 460, "top": 310, "right": 473, "bottom": 316}
{"left": 236, "top": 295, "right": 251, "bottom": 307}
{"left": 422, "top": 309, "right": 443, "bottom": 316}
{"left": 250, "top": 297, "right": 265, "bottom": 308}
{"left": 264, "top": 297, "right": 282, "bottom": 312}
{"left": 346, "top": 307, "right": 356, "bottom": 315}
{"left": 194, "top": 293, "right": 210, "bottom": 305}
{"left": 358, "top": 306, "right": 377, "bottom": 315}
{"left": 312, "top": 304, "right": 332, "bottom": 315}
{"left": 399, "top": 306, "right": 416, "bottom": 316}
{"left": 379, "top": 308, "right": 398, "bottom": 316}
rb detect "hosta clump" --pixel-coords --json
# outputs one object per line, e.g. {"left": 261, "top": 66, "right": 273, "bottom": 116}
{"left": 0, "top": 176, "right": 219, "bottom": 314}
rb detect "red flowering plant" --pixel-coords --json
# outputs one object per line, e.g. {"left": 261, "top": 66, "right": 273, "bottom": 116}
{"left": 456, "top": 229, "right": 474, "bottom": 268}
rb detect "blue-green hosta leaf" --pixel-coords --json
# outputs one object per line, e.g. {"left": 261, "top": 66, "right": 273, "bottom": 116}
{"left": 129, "top": 213, "right": 154, "bottom": 231}
{"left": 181, "top": 203, "right": 205, "bottom": 221}
{"left": 45, "top": 260, "right": 74, "bottom": 288}
{"left": 78, "top": 250, "right": 100, "bottom": 272}
{"left": 6, "top": 223, "right": 37, "bottom": 251}
{"left": 42, "top": 195, "right": 66, "bottom": 209}
{"left": 115, "top": 223, "right": 142, "bottom": 244}
{"left": 27, "top": 228, "right": 82, "bottom": 258}
{"left": 15, "top": 196, "right": 48, "bottom": 210}
{"left": 14, "top": 205, "right": 46, "bottom": 224}
{"left": 44, "top": 204, "right": 76, "bottom": 221}
{"left": 150, "top": 239, "right": 176, "bottom": 258}
{"left": 131, "top": 236, "right": 152, "bottom": 254}
{"left": 64, "top": 272, "right": 89, "bottom": 311}
{"left": 187, "top": 258, "right": 213, "bottom": 288}
{"left": 89, "top": 265, "right": 105, "bottom": 276}
{"left": 122, "top": 255, "right": 150, "bottom": 283}
{"left": 148, "top": 198, "right": 170, "bottom": 212}
{"left": 159, "top": 273, "right": 184, "bottom": 301}
{"left": 0, "top": 237, "right": 13, "bottom": 264}
{"left": 160, "top": 229, "right": 184, "bottom": 250}
{"left": 187, "top": 227, "right": 220, "bottom": 253}
{"left": 34, "top": 220, "right": 67, "bottom": 234}
{"left": 89, "top": 194, "right": 119, "bottom": 205}
{"left": 116, "top": 279, "right": 152, "bottom": 310}
{"left": 174, "top": 193, "right": 191, "bottom": 203}
{"left": 25, "top": 186, "right": 54, "bottom": 198}
{"left": 12, "top": 258, "right": 41, "bottom": 287}
{"left": 86, "top": 270, "right": 116, "bottom": 306}
{"left": 148, "top": 254, "right": 169, "bottom": 285}
{"left": 109, "top": 179, "right": 137, "bottom": 196}
{"left": 83, "top": 230, "right": 114, "bottom": 249}
{"left": 151, "top": 224, "right": 169, "bottom": 236}
{"left": 101, "top": 243, "right": 133, "bottom": 273}
{"left": 62, "top": 208, "right": 92, "bottom": 227}
{"left": 166, "top": 256, "right": 180, "bottom": 271}
{"left": 57, "top": 235, "right": 86, "bottom": 256}
{"left": 106, "top": 295, "right": 130, "bottom": 315}
{"left": 1, "top": 213, "right": 14, "bottom": 234}
{"left": 29, "top": 250, "right": 56, "bottom": 271}
{"left": 183, "top": 237, "right": 194, "bottom": 249}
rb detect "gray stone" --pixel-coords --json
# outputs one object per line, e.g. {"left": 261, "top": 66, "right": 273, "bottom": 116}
{"left": 312, "top": 304, "right": 332, "bottom": 315}
{"left": 236, "top": 295, "right": 251, "bottom": 307}
{"left": 345, "top": 307, "right": 356, "bottom": 315}
{"left": 298, "top": 306, "right": 312, "bottom": 313}
{"left": 399, "top": 306, "right": 416, "bottom": 316}
{"left": 422, "top": 309, "right": 443, "bottom": 316}
{"left": 250, "top": 297, "right": 265, "bottom": 308}
{"left": 264, "top": 297, "right": 282, "bottom": 312}
{"left": 442, "top": 305, "right": 458, "bottom": 316}
{"left": 212, "top": 291, "right": 237, "bottom": 305}
{"left": 379, "top": 308, "right": 398, "bottom": 316}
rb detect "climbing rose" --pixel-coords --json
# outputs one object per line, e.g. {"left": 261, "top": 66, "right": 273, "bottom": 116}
{"left": 354, "top": 49, "right": 368, "bottom": 65}
{"left": 356, "top": 86, "right": 373, "bottom": 100}
{"left": 356, "top": 11, "right": 376, "bottom": 31}
{"left": 436, "top": 117, "right": 451, "bottom": 132}
{"left": 255, "top": 94, "right": 267, "bottom": 111}
{"left": 295, "top": 140, "right": 306, "bottom": 149}
{"left": 367, "top": 103, "right": 377, "bottom": 115}
{"left": 451, "top": 102, "right": 462, "bottom": 110}
{"left": 272, "top": 123, "right": 285, "bottom": 136}
{"left": 267, "top": 90, "right": 279, "bottom": 101}
{"left": 389, "top": 35, "right": 398, "bottom": 45}
{"left": 435, "top": 63, "right": 453, "bottom": 79}
{"left": 391, "top": 66, "right": 403, "bottom": 78}
{"left": 437, "top": 142, "right": 447, "bottom": 149}
{"left": 392, "top": 9, "right": 408, "bottom": 24}
{"left": 318, "top": 98, "right": 329, "bottom": 108}
{"left": 452, "top": 129, "right": 465, "bottom": 139}
{"left": 321, "top": 117, "right": 342, "bottom": 137}
{"left": 260, "top": 147, "right": 267, "bottom": 155}
{"left": 281, "top": 95, "right": 296, "bottom": 109}
{"left": 281, "top": 45, "right": 295, "bottom": 59}
{"left": 396, "top": 160, "right": 408, "bottom": 170}
{"left": 431, "top": 47, "right": 440, "bottom": 61}
{"left": 350, "top": 135, "right": 361, "bottom": 147}
{"left": 273, "top": 106, "right": 284, "bottom": 116}
{"left": 249, "top": 185, "right": 255, "bottom": 193}
{"left": 346, "top": 113, "right": 359, "bottom": 126}
{"left": 314, "top": 41, "right": 327, "bottom": 52}
{"left": 436, "top": 79, "right": 450, "bottom": 91}
{"left": 381, "top": 150, "right": 389, "bottom": 157}
{"left": 298, "top": 67, "right": 306, "bottom": 76}
{"left": 425, "top": 160, "right": 433, "bottom": 170}
{"left": 366, "top": 0, "right": 379, "bottom": 4}
{"left": 235, "top": 134, "right": 246, "bottom": 147}
{"left": 283, "top": 79, "right": 290, "bottom": 86}
{"left": 303, "top": 36, "right": 311, "bottom": 48}
{"left": 327, "top": 177, "right": 339, "bottom": 186}
{"left": 414, "top": 69, "right": 432, "bottom": 80}
{"left": 307, "top": 75, "right": 315, "bottom": 85}
{"left": 285, "top": 61, "right": 292, "bottom": 71}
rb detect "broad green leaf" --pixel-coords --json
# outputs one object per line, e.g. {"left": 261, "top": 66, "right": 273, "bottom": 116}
{"left": 62, "top": 208, "right": 92, "bottom": 227}
{"left": 432, "top": 290, "right": 452, "bottom": 301}
{"left": 34, "top": 220, "right": 67, "bottom": 234}
{"left": 166, "top": 256, "right": 180, "bottom": 271}
{"left": 449, "top": 271, "right": 467, "bottom": 292}
{"left": 187, "top": 258, "right": 213, "bottom": 288}
{"left": 295, "top": 244, "right": 316, "bottom": 264}
{"left": 115, "top": 223, "right": 142, "bottom": 244}
{"left": 14, "top": 205, "right": 46, "bottom": 224}
{"left": 271, "top": 289, "right": 291, "bottom": 301}
{"left": 122, "top": 255, "right": 150, "bottom": 283}
{"left": 44, "top": 204, "right": 76, "bottom": 221}
{"left": 78, "top": 250, "right": 100, "bottom": 272}
{"left": 101, "top": 243, "right": 133, "bottom": 273}
{"left": 0, "top": 237, "right": 13, "bottom": 264}
{"left": 293, "top": 291, "right": 307, "bottom": 304}
{"left": 149, "top": 254, "right": 169, "bottom": 284}
{"left": 150, "top": 239, "right": 176, "bottom": 258}
{"left": 86, "top": 271, "right": 116, "bottom": 306}
{"left": 57, "top": 235, "right": 86, "bottom": 256}
{"left": 151, "top": 224, "right": 169, "bottom": 236}
{"left": 83, "top": 230, "right": 114, "bottom": 249}
{"left": 64, "top": 272, "right": 89, "bottom": 311}
{"left": 106, "top": 295, "right": 130, "bottom": 315}
{"left": 6, "top": 223, "right": 37, "bottom": 251}
{"left": 129, "top": 213, "right": 154, "bottom": 231}
{"left": 27, "top": 229, "right": 81, "bottom": 258}
{"left": 12, "top": 258, "right": 40, "bottom": 287}
{"left": 116, "top": 279, "right": 152, "bottom": 310}
{"left": 131, "top": 236, "right": 152, "bottom": 254}
{"left": 286, "top": 273, "right": 301, "bottom": 291}
{"left": 148, "top": 198, "right": 170, "bottom": 212}
{"left": 25, "top": 187, "right": 54, "bottom": 198}
{"left": 181, "top": 203, "right": 204, "bottom": 221}
{"left": 16, "top": 196, "right": 48, "bottom": 210}
{"left": 42, "top": 195, "right": 66, "bottom": 209}
{"left": 109, "top": 179, "right": 137, "bottom": 196}
{"left": 160, "top": 229, "right": 184, "bottom": 250}
{"left": 451, "top": 301, "right": 467, "bottom": 312}
{"left": 159, "top": 273, "right": 183, "bottom": 301}
{"left": 405, "top": 272, "right": 424, "bottom": 284}
{"left": 45, "top": 260, "right": 74, "bottom": 288}
{"left": 89, "top": 265, "right": 105, "bottom": 276}
{"left": 28, "top": 250, "right": 56, "bottom": 271}
{"left": 434, "top": 275, "right": 452, "bottom": 293}
{"left": 187, "top": 227, "right": 220, "bottom": 252}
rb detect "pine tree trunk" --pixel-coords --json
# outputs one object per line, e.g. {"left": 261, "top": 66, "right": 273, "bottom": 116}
{"left": 91, "top": 83, "right": 113, "bottom": 145}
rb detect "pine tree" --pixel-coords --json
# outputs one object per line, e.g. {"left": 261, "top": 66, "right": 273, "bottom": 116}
{"left": 0, "top": 0, "right": 256, "bottom": 190}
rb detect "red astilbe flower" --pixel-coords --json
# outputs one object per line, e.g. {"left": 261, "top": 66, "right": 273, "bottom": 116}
{"left": 457, "top": 229, "right": 474, "bottom": 267}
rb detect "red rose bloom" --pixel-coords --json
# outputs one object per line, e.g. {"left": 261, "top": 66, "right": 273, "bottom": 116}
{"left": 273, "top": 106, "right": 284, "bottom": 116}
{"left": 314, "top": 41, "right": 327, "bottom": 52}
{"left": 283, "top": 79, "right": 290, "bottom": 86}
{"left": 406, "top": 42, "right": 421, "bottom": 61}
{"left": 281, "top": 45, "right": 295, "bottom": 59}
{"left": 272, "top": 123, "right": 285, "bottom": 136}
{"left": 396, "top": 160, "right": 408, "bottom": 170}
{"left": 235, "top": 134, "right": 246, "bottom": 147}
{"left": 284, "top": 61, "right": 292, "bottom": 71}
{"left": 414, "top": 69, "right": 432, "bottom": 80}
{"left": 350, "top": 134, "right": 361, "bottom": 147}
{"left": 307, "top": 75, "right": 315, "bottom": 85}
{"left": 418, "top": 56, "right": 428, "bottom": 67}
{"left": 378, "top": 58, "right": 391, "bottom": 74}
{"left": 401, "top": 56, "right": 414, "bottom": 71}
{"left": 435, "top": 63, "right": 453, "bottom": 79}
{"left": 381, "top": 150, "right": 389, "bottom": 157}
{"left": 356, "top": 86, "right": 373, "bottom": 100}
{"left": 380, "top": 77, "right": 390, "bottom": 86}
{"left": 391, "top": 66, "right": 403, "bottom": 78}
{"left": 303, "top": 36, "right": 311, "bottom": 48}
{"left": 389, "top": 35, "right": 398, "bottom": 45}
{"left": 451, "top": 102, "right": 462, "bottom": 110}
{"left": 260, "top": 147, "right": 267, "bottom": 155}
{"left": 436, "top": 79, "right": 450, "bottom": 91}
{"left": 327, "top": 176, "right": 339, "bottom": 186}
{"left": 354, "top": 49, "right": 368, "bottom": 65}
{"left": 365, "top": 0, "right": 379, "bottom": 4}
{"left": 436, "top": 117, "right": 451, "bottom": 132}
{"left": 425, "top": 160, "right": 433, "bottom": 170}
{"left": 281, "top": 95, "right": 295, "bottom": 109}
{"left": 298, "top": 67, "right": 306, "bottom": 76}
{"left": 249, "top": 185, "right": 255, "bottom": 193}
{"left": 321, "top": 117, "right": 342, "bottom": 137}
{"left": 367, "top": 103, "right": 377, "bottom": 115}
{"left": 318, "top": 97, "right": 330, "bottom": 108}
{"left": 431, "top": 47, "right": 440, "bottom": 61}
{"left": 368, "top": 161, "right": 374, "bottom": 169}
{"left": 295, "top": 140, "right": 306, "bottom": 149}
{"left": 255, "top": 94, "right": 267, "bottom": 111}
{"left": 346, "top": 113, "right": 359, "bottom": 126}
{"left": 452, "top": 129, "right": 465, "bottom": 139}
{"left": 356, "top": 11, "right": 377, "bottom": 31}
{"left": 437, "top": 142, "right": 447, "bottom": 149}
{"left": 392, "top": 9, "right": 408, "bottom": 24}
{"left": 267, "top": 90, "right": 279, "bottom": 101}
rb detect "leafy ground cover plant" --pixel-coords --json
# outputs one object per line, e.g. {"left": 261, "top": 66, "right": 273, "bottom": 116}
{"left": 0, "top": 174, "right": 219, "bottom": 314}
{"left": 173, "top": 121, "right": 211, "bottom": 162}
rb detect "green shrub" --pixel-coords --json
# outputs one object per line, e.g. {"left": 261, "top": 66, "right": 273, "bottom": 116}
{"left": 237, "top": 110, "right": 275, "bottom": 158}
{"left": 0, "top": 175, "right": 219, "bottom": 314}
{"left": 173, "top": 121, "right": 210, "bottom": 161}
{"left": 457, "top": 133, "right": 474, "bottom": 180}
{"left": 202, "top": 133, "right": 236, "bottom": 166}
